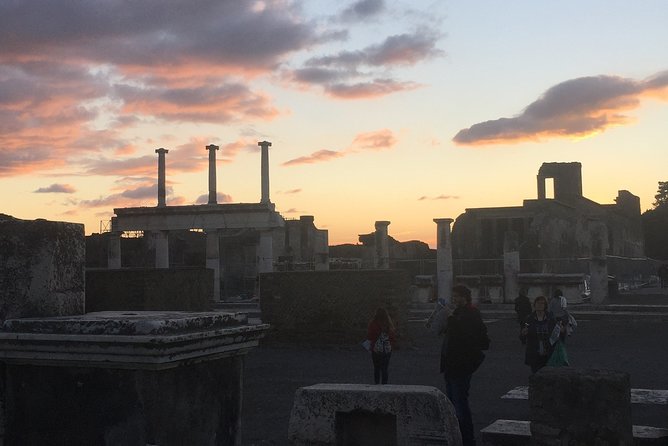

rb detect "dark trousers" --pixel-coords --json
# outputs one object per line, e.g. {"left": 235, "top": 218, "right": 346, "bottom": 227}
{"left": 531, "top": 355, "right": 549, "bottom": 374}
{"left": 371, "top": 352, "right": 391, "bottom": 384}
{"left": 445, "top": 372, "right": 475, "bottom": 446}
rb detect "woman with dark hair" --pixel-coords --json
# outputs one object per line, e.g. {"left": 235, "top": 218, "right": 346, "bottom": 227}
{"left": 367, "top": 307, "right": 396, "bottom": 384}
{"left": 521, "top": 295, "right": 559, "bottom": 373}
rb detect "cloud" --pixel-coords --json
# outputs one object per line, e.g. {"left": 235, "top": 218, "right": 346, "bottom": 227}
{"left": 418, "top": 195, "right": 460, "bottom": 201}
{"left": 34, "top": 183, "right": 76, "bottom": 193}
{"left": 283, "top": 129, "right": 396, "bottom": 166}
{"left": 282, "top": 150, "right": 344, "bottom": 166}
{"left": 283, "top": 208, "right": 299, "bottom": 214}
{"left": 279, "top": 188, "right": 302, "bottom": 194}
{"left": 195, "top": 193, "right": 234, "bottom": 204}
{"left": 453, "top": 72, "right": 668, "bottom": 145}
{"left": 340, "top": 0, "right": 385, "bottom": 22}
{"left": 287, "top": 30, "right": 441, "bottom": 99}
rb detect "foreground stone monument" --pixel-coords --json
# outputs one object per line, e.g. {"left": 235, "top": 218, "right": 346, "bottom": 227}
{"left": 0, "top": 214, "right": 84, "bottom": 321}
{"left": 0, "top": 311, "right": 268, "bottom": 445}
{"left": 529, "top": 367, "right": 633, "bottom": 445}
{"left": 288, "top": 384, "right": 462, "bottom": 445}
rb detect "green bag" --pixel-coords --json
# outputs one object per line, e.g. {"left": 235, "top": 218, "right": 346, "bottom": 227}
{"left": 547, "top": 340, "right": 569, "bottom": 367}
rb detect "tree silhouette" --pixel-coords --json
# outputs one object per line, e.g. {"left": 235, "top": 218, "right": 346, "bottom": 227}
{"left": 643, "top": 181, "right": 668, "bottom": 260}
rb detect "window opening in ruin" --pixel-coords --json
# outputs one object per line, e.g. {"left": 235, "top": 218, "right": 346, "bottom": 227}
{"left": 545, "top": 178, "right": 555, "bottom": 199}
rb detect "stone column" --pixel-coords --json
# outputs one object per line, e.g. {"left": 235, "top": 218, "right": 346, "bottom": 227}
{"left": 206, "top": 144, "right": 219, "bottom": 204}
{"left": 503, "top": 231, "right": 520, "bottom": 304}
{"left": 434, "top": 218, "right": 454, "bottom": 305}
{"left": 258, "top": 141, "right": 271, "bottom": 204}
{"left": 589, "top": 220, "right": 609, "bottom": 304}
{"left": 374, "top": 221, "right": 391, "bottom": 269}
{"left": 108, "top": 231, "right": 122, "bottom": 269}
{"left": 257, "top": 230, "right": 274, "bottom": 273}
{"left": 205, "top": 229, "right": 221, "bottom": 300}
{"left": 155, "top": 148, "right": 169, "bottom": 207}
{"left": 154, "top": 231, "right": 169, "bottom": 269}
{"left": 537, "top": 174, "right": 546, "bottom": 199}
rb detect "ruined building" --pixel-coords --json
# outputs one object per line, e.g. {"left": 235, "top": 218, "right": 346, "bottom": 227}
{"left": 452, "top": 162, "right": 645, "bottom": 273}
{"left": 90, "top": 141, "right": 328, "bottom": 299}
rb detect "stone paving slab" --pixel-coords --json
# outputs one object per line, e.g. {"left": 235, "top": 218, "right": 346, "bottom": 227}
{"left": 501, "top": 386, "right": 668, "bottom": 404}
{"left": 481, "top": 420, "right": 668, "bottom": 446}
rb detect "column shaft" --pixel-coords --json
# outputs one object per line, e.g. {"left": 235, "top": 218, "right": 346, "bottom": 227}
{"left": 374, "top": 221, "right": 390, "bottom": 269}
{"left": 434, "top": 218, "right": 454, "bottom": 305}
{"left": 108, "top": 232, "right": 122, "bottom": 269}
{"left": 154, "top": 231, "right": 169, "bottom": 269}
{"left": 206, "top": 230, "right": 221, "bottom": 300}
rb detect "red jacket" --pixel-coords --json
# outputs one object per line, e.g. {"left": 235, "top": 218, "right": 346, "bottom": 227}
{"left": 367, "top": 320, "right": 396, "bottom": 349}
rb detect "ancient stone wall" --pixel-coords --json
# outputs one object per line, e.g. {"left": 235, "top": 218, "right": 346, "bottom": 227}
{"left": 0, "top": 214, "right": 84, "bottom": 321}
{"left": 259, "top": 270, "right": 410, "bottom": 344}
{"left": 85, "top": 267, "right": 213, "bottom": 312}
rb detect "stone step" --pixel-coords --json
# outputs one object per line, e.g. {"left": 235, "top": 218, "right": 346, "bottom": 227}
{"left": 481, "top": 419, "right": 668, "bottom": 446}
{"left": 501, "top": 386, "right": 668, "bottom": 405}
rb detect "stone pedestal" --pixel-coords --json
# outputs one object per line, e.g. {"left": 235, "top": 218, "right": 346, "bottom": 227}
{"left": 0, "top": 311, "right": 268, "bottom": 446}
{"left": 503, "top": 231, "right": 520, "bottom": 304}
{"left": 374, "top": 221, "right": 391, "bottom": 269}
{"left": 0, "top": 215, "right": 84, "bottom": 322}
{"left": 529, "top": 367, "right": 632, "bottom": 445}
{"left": 288, "top": 384, "right": 462, "bottom": 446}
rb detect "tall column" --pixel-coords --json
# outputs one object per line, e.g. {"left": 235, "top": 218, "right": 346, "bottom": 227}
{"left": 503, "top": 230, "right": 520, "bottom": 304}
{"left": 257, "top": 230, "right": 274, "bottom": 274}
{"left": 589, "top": 220, "right": 609, "bottom": 304}
{"left": 258, "top": 141, "right": 271, "bottom": 204}
{"left": 206, "top": 144, "right": 219, "bottom": 204}
{"left": 155, "top": 148, "right": 169, "bottom": 207}
{"left": 154, "top": 231, "right": 169, "bottom": 269}
{"left": 434, "top": 218, "right": 454, "bottom": 305}
{"left": 374, "top": 221, "right": 390, "bottom": 269}
{"left": 206, "top": 229, "right": 221, "bottom": 300}
{"left": 108, "top": 232, "right": 122, "bottom": 269}
{"left": 537, "top": 175, "right": 546, "bottom": 200}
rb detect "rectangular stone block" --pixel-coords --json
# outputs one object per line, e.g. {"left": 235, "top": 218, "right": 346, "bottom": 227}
{"left": 529, "top": 367, "right": 633, "bottom": 445}
{"left": 0, "top": 311, "right": 269, "bottom": 445}
{"left": 288, "top": 383, "right": 462, "bottom": 446}
{"left": 0, "top": 215, "right": 84, "bottom": 321}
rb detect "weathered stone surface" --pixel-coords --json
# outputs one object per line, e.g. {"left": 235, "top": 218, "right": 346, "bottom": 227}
{"left": 0, "top": 214, "right": 84, "bottom": 321}
{"left": 287, "top": 383, "right": 462, "bottom": 446}
{"left": 260, "top": 270, "right": 410, "bottom": 344}
{"left": 0, "top": 311, "right": 269, "bottom": 446}
{"left": 86, "top": 267, "right": 213, "bottom": 312}
{"left": 529, "top": 367, "right": 633, "bottom": 446}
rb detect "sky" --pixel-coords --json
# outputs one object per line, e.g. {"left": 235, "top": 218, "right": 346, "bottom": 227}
{"left": 1, "top": 0, "right": 667, "bottom": 247}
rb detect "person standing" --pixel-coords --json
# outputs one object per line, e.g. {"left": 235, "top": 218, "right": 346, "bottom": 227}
{"left": 367, "top": 307, "right": 396, "bottom": 384}
{"left": 521, "top": 295, "right": 559, "bottom": 373}
{"left": 440, "top": 285, "right": 487, "bottom": 446}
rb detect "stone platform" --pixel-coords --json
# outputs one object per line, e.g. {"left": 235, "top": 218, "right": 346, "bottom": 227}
{"left": 0, "top": 311, "right": 269, "bottom": 445}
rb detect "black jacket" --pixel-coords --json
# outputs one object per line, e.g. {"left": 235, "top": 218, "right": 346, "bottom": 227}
{"left": 440, "top": 304, "right": 486, "bottom": 376}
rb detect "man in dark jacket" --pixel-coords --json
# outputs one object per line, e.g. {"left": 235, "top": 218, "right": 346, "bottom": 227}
{"left": 440, "top": 285, "right": 487, "bottom": 446}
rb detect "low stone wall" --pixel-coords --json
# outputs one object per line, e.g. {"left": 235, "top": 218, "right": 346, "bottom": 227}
{"left": 0, "top": 214, "right": 84, "bottom": 322}
{"left": 259, "top": 270, "right": 410, "bottom": 344}
{"left": 529, "top": 367, "right": 633, "bottom": 445}
{"left": 86, "top": 267, "right": 213, "bottom": 312}
{"left": 288, "top": 384, "right": 462, "bottom": 446}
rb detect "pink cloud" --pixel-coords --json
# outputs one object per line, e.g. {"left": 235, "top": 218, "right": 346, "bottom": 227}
{"left": 454, "top": 72, "right": 668, "bottom": 145}
{"left": 34, "top": 183, "right": 76, "bottom": 193}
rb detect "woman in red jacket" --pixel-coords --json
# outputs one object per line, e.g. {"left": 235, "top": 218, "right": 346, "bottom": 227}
{"left": 367, "top": 307, "right": 396, "bottom": 384}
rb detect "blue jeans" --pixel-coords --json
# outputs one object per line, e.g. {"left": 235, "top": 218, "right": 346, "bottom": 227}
{"left": 445, "top": 372, "right": 475, "bottom": 446}
{"left": 372, "top": 352, "right": 391, "bottom": 384}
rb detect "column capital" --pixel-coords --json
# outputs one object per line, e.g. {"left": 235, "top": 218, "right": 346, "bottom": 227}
{"left": 433, "top": 218, "right": 454, "bottom": 225}
{"left": 375, "top": 220, "right": 391, "bottom": 229}
{"left": 258, "top": 141, "right": 272, "bottom": 149}
{"left": 206, "top": 144, "right": 219, "bottom": 151}
{"left": 155, "top": 147, "right": 169, "bottom": 154}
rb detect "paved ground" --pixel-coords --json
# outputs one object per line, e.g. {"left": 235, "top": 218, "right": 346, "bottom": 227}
{"left": 241, "top": 291, "right": 668, "bottom": 445}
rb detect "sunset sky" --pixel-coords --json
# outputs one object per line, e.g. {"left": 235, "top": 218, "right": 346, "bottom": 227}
{"left": 1, "top": 1, "right": 667, "bottom": 247}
